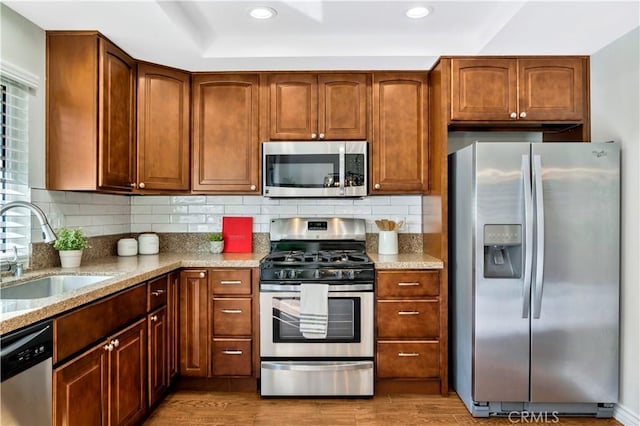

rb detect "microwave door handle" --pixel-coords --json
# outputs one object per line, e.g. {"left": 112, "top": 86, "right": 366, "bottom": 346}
{"left": 339, "top": 144, "right": 345, "bottom": 195}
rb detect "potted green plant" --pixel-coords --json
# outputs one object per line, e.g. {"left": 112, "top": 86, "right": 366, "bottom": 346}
{"left": 207, "top": 232, "right": 224, "bottom": 254}
{"left": 53, "top": 227, "right": 90, "bottom": 268}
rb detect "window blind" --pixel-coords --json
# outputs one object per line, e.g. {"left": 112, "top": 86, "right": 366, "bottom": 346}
{"left": 1, "top": 76, "right": 31, "bottom": 261}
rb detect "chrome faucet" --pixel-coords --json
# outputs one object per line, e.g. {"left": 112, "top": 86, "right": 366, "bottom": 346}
{"left": 1, "top": 201, "right": 58, "bottom": 276}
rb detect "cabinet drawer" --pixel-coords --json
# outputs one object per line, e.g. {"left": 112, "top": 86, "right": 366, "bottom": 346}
{"left": 376, "top": 271, "right": 439, "bottom": 298}
{"left": 377, "top": 300, "right": 439, "bottom": 338}
{"left": 55, "top": 283, "right": 146, "bottom": 363}
{"left": 147, "top": 274, "right": 168, "bottom": 311}
{"left": 211, "top": 338, "right": 252, "bottom": 376}
{"left": 212, "top": 298, "right": 252, "bottom": 336}
{"left": 376, "top": 341, "right": 439, "bottom": 379}
{"left": 210, "top": 269, "right": 252, "bottom": 295}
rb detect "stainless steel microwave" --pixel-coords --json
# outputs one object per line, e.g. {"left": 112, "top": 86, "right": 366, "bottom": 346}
{"left": 262, "top": 141, "right": 368, "bottom": 198}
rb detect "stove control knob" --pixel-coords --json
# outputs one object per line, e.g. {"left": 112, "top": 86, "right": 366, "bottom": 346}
{"left": 289, "top": 269, "right": 298, "bottom": 279}
{"left": 335, "top": 270, "right": 343, "bottom": 279}
{"left": 313, "top": 269, "right": 322, "bottom": 279}
{"left": 347, "top": 270, "right": 356, "bottom": 280}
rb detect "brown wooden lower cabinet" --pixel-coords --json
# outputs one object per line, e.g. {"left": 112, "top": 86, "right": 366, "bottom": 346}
{"left": 148, "top": 306, "right": 168, "bottom": 407}
{"left": 375, "top": 269, "right": 445, "bottom": 395}
{"left": 54, "top": 319, "right": 146, "bottom": 426}
{"left": 376, "top": 341, "right": 439, "bottom": 378}
{"left": 179, "top": 269, "right": 209, "bottom": 377}
{"left": 54, "top": 343, "right": 108, "bottom": 425}
{"left": 167, "top": 271, "right": 180, "bottom": 382}
{"left": 211, "top": 338, "right": 253, "bottom": 376}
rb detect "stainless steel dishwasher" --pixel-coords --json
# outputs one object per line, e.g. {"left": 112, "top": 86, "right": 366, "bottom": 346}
{"left": 1, "top": 320, "right": 53, "bottom": 425}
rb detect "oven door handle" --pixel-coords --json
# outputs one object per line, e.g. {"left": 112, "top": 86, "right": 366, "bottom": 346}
{"left": 261, "top": 361, "right": 372, "bottom": 372}
{"left": 260, "top": 283, "right": 373, "bottom": 292}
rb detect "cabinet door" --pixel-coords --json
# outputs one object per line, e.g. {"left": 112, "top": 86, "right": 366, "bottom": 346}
{"left": 450, "top": 58, "right": 517, "bottom": 121}
{"left": 148, "top": 306, "right": 168, "bottom": 407}
{"left": 268, "top": 73, "right": 318, "bottom": 140}
{"left": 192, "top": 74, "right": 260, "bottom": 193}
{"left": 137, "top": 64, "right": 190, "bottom": 191}
{"left": 110, "top": 319, "right": 146, "bottom": 426}
{"left": 372, "top": 72, "right": 429, "bottom": 194}
{"left": 167, "top": 271, "right": 179, "bottom": 382}
{"left": 318, "top": 73, "right": 368, "bottom": 140}
{"left": 179, "top": 270, "right": 209, "bottom": 377}
{"left": 99, "top": 38, "right": 136, "bottom": 191}
{"left": 46, "top": 32, "right": 99, "bottom": 191}
{"left": 518, "top": 58, "right": 585, "bottom": 121}
{"left": 54, "top": 343, "right": 109, "bottom": 426}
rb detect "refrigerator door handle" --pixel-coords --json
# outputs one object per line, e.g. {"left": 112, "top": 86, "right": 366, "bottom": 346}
{"left": 532, "top": 154, "right": 545, "bottom": 319}
{"left": 521, "top": 154, "right": 533, "bottom": 319}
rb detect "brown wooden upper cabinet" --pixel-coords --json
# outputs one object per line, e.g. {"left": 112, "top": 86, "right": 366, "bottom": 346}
{"left": 47, "top": 31, "right": 136, "bottom": 192}
{"left": 268, "top": 73, "right": 369, "bottom": 140}
{"left": 450, "top": 57, "right": 586, "bottom": 122}
{"left": 137, "top": 63, "right": 191, "bottom": 192}
{"left": 371, "top": 72, "right": 429, "bottom": 194}
{"left": 192, "top": 74, "right": 260, "bottom": 193}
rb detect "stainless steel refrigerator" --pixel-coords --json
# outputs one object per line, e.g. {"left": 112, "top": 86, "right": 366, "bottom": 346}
{"left": 449, "top": 142, "right": 619, "bottom": 418}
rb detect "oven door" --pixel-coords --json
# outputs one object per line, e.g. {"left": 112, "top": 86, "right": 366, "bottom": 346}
{"left": 260, "top": 284, "right": 373, "bottom": 358}
{"left": 262, "top": 141, "right": 367, "bottom": 197}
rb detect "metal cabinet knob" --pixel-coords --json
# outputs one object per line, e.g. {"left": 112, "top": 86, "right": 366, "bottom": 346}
{"left": 111, "top": 339, "right": 119, "bottom": 348}
{"left": 520, "top": 111, "right": 527, "bottom": 118}
{"left": 250, "top": 184, "right": 256, "bottom": 191}
{"left": 139, "top": 182, "right": 146, "bottom": 189}
{"left": 199, "top": 272, "right": 205, "bottom": 278}
{"left": 311, "top": 133, "right": 317, "bottom": 139}
{"left": 319, "top": 133, "right": 325, "bottom": 140}
{"left": 130, "top": 183, "right": 137, "bottom": 188}
{"left": 510, "top": 112, "right": 517, "bottom": 119}
{"left": 151, "top": 315, "right": 158, "bottom": 322}
{"left": 374, "top": 183, "right": 381, "bottom": 190}
{"left": 104, "top": 344, "right": 113, "bottom": 352}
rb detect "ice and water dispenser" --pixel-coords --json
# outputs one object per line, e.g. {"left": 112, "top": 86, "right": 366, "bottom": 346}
{"left": 483, "top": 224, "right": 522, "bottom": 278}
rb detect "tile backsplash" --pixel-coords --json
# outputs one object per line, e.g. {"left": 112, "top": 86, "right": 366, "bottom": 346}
{"left": 31, "top": 189, "right": 436, "bottom": 239}
{"left": 129, "top": 195, "right": 425, "bottom": 234}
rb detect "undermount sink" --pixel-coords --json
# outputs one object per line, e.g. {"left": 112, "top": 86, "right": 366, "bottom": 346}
{"left": 0, "top": 274, "right": 114, "bottom": 300}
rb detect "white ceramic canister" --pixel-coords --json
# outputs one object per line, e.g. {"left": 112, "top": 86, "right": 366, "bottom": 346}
{"left": 117, "top": 238, "right": 138, "bottom": 256}
{"left": 138, "top": 233, "right": 159, "bottom": 255}
{"left": 378, "top": 230, "right": 398, "bottom": 255}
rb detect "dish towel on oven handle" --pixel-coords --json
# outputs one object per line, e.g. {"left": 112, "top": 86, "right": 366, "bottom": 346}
{"left": 299, "top": 283, "right": 329, "bottom": 339}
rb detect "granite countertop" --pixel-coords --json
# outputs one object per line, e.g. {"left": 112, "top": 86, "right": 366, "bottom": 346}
{"left": 1, "top": 251, "right": 442, "bottom": 335}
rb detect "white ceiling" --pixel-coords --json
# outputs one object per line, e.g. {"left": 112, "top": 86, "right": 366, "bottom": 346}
{"left": 4, "top": 0, "right": 640, "bottom": 71}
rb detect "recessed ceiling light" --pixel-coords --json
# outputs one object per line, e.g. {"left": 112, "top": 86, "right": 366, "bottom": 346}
{"left": 250, "top": 7, "right": 277, "bottom": 20}
{"left": 406, "top": 6, "right": 430, "bottom": 19}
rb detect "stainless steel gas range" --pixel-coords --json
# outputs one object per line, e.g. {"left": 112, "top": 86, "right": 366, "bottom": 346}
{"left": 259, "top": 218, "right": 374, "bottom": 397}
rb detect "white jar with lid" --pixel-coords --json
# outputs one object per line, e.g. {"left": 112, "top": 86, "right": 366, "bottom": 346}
{"left": 117, "top": 238, "right": 138, "bottom": 256}
{"left": 138, "top": 233, "right": 159, "bottom": 255}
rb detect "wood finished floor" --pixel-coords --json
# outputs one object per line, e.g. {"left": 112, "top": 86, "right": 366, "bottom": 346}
{"left": 144, "top": 391, "right": 621, "bottom": 425}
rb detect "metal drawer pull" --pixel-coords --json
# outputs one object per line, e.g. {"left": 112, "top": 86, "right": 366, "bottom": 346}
{"left": 150, "top": 315, "right": 158, "bottom": 322}
{"left": 398, "top": 352, "right": 420, "bottom": 357}
{"left": 221, "top": 309, "right": 243, "bottom": 314}
{"left": 220, "top": 280, "right": 242, "bottom": 285}
{"left": 398, "top": 311, "right": 420, "bottom": 315}
{"left": 397, "top": 282, "right": 420, "bottom": 286}
{"left": 222, "top": 350, "right": 243, "bottom": 355}
{"left": 152, "top": 289, "right": 165, "bottom": 296}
